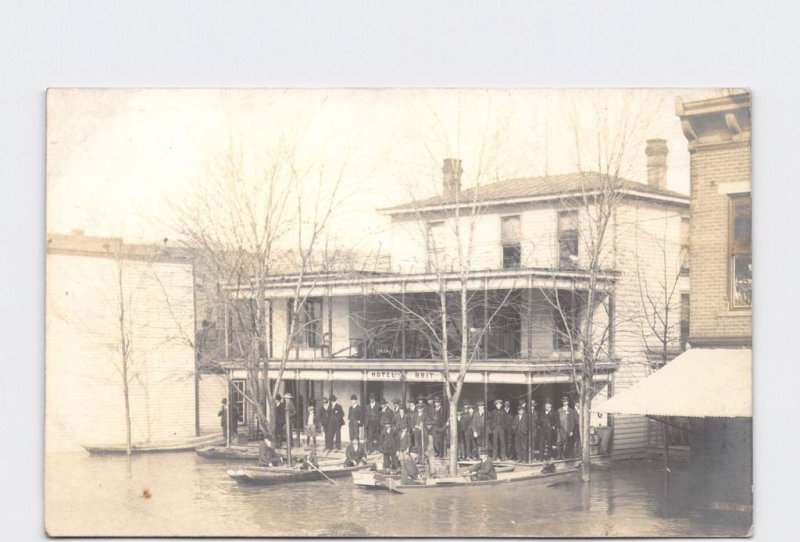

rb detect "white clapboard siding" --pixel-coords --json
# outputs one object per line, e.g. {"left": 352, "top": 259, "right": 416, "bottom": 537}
{"left": 46, "top": 252, "right": 197, "bottom": 452}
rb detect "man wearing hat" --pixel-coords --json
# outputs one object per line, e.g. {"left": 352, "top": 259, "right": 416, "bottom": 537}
{"left": 319, "top": 397, "right": 331, "bottom": 450}
{"left": 541, "top": 399, "right": 558, "bottom": 460}
{"left": 470, "top": 401, "right": 487, "bottom": 458}
{"left": 558, "top": 396, "right": 578, "bottom": 459}
{"left": 274, "top": 394, "right": 286, "bottom": 448}
{"left": 379, "top": 422, "right": 399, "bottom": 473}
{"left": 344, "top": 437, "right": 368, "bottom": 467}
{"left": 456, "top": 407, "right": 467, "bottom": 460}
{"left": 462, "top": 403, "right": 475, "bottom": 460}
{"left": 489, "top": 399, "right": 508, "bottom": 460}
{"left": 432, "top": 396, "right": 448, "bottom": 457}
{"left": 347, "top": 394, "right": 364, "bottom": 445}
{"left": 503, "top": 400, "right": 514, "bottom": 460}
{"left": 465, "top": 448, "right": 497, "bottom": 481}
{"left": 304, "top": 404, "right": 319, "bottom": 449}
{"left": 413, "top": 397, "right": 427, "bottom": 453}
{"left": 378, "top": 398, "right": 394, "bottom": 450}
{"left": 400, "top": 449, "right": 420, "bottom": 485}
{"left": 326, "top": 395, "right": 345, "bottom": 451}
{"left": 512, "top": 403, "right": 529, "bottom": 463}
{"left": 529, "top": 399, "right": 542, "bottom": 461}
{"left": 258, "top": 436, "right": 283, "bottom": 467}
{"left": 365, "top": 392, "right": 381, "bottom": 454}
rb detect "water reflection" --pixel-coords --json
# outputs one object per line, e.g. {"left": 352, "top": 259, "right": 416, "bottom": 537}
{"left": 45, "top": 452, "right": 749, "bottom": 537}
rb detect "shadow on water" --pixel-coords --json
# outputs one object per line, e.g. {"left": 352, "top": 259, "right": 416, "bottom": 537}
{"left": 45, "top": 452, "right": 750, "bottom": 537}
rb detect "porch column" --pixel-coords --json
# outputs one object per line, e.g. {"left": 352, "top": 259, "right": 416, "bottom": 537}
{"left": 483, "top": 278, "right": 489, "bottom": 360}
{"left": 483, "top": 371, "right": 489, "bottom": 447}
{"left": 527, "top": 372, "right": 532, "bottom": 463}
{"left": 527, "top": 276, "right": 533, "bottom": 359}
{"left": 400, "top": 282, "right": 406, "bottom": 360}
{"left": 362, "top": 286, "right": 368, "bottom": 360}
{"left": 327, "top": 287, "right": 333, "bottom": 361}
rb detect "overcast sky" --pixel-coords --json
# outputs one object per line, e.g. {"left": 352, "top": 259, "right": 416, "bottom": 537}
{"left": 47, "top": 88, "right": 718, "bottom": 250}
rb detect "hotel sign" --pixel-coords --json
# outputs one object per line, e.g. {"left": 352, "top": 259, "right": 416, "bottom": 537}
{"left": 406, "top": 370, "right": 442, "bottom": 382}
{"left": 367, "top": 370, "right": 402, "bottom": 381}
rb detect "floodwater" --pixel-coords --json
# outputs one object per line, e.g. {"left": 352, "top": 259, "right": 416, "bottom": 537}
{"left": 45, "top": 451, "right": 750, "bottom": 537}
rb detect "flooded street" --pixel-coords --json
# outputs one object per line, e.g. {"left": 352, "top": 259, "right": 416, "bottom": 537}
{"left": 45, "top": 451, "right": 749, "bottom": 537}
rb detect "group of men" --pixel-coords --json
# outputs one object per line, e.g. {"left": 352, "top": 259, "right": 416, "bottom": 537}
{"left": 301, "top": 394, "right": 346, "bottom": 451}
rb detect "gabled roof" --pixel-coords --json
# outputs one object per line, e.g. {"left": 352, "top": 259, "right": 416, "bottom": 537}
{"left": 382, "top": 171, "right": 689, "bottom": 214}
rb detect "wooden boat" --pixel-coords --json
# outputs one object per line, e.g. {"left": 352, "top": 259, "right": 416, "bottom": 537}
{"left": 82, "top": 433, "right": 224, "bottom": 455}
{"left": 227, "top": 463, "right": 372, "bottom": 485}
{"left": 352, "top": 464, "right": 577, "bottom": 491}
{"left": 196, "top": 445, "right": 260, "bottom": 461}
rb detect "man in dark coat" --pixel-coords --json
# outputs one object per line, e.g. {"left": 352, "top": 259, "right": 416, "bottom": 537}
{"left": 456, "top": 409, "right": 467, "bottom": 460}
{"left": 529, "top": 399, "right": 541, "bottom": 461}
{"left": 413, "top": 399, "right": 427, "bottom": 453}
{"left": 348, "top": 394, "right": 364, "bottom": 444}
{"left": 274, "top": 395, "right": 286, "bottom": 447}
{"left": 344, "top": 437, "right": 368, "bottom": 467}
{"left": 365, "top": 392, "right": 381, "bottom": 454}
{"left": 469, "top": 401, "right": 486, "bottom": 459}
{"left": 512, "top": 404, "right": 529, "bottom": 463}
{"left": 326, "top": 395, "right": 345, "bottom": 451}
{"left": 258, "top": 437, "right": 282, "bottom": 467}
{"left": 503, "top": 400, "right": 514, "bottom": 459}
{"left": 569, "top": 401, "right": 581, "bottom": 459}
{"left": 380, "top": 423, "right": 398, "bottom": 472}
{"left": 489, "top": 399, "right": 507, "bottom": 460}
{"left": 283, "top": 393, "right": 297, "bottom": 449}
{"left": 431, "top": 397, "right": 448, "bottom": 457}
{"left": 378, "top": 399, "right": 394, "bottom": 450}
{"left": 396, "top": 423, "right": 412, "bottom": 456}
{"left": 406, "top": 400, "right": 417, "bottom": 450}
{"left": 466, "top": 448, "right": 497, "bottom": 481}
{"left": 394, "top": 405, "right": 409, "bottom": 437}
{"left": 558, "top": 397, "right": 579, "bottom": 459}
{"left": 462, "top": 403, "right": 475, "bottom": 460}
{"left": 541, "top": 399, "right": 558, "bottom": 460}
{"left": 319, "top": 397, "right": 331, "bottom": 450}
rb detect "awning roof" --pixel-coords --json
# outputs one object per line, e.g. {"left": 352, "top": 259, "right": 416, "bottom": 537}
{"left": 592, "top": 348, "right": 752, "bottom": 418}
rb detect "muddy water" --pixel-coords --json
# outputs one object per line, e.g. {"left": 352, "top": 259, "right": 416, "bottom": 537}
{"left": 45, "top": 452, "right": 749, "bottom": 537}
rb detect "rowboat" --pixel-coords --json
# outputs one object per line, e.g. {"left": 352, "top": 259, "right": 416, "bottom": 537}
{"left": 82, "top": 433, "right": 224, "bottom": 455}
{"left": 227, "top": 463, "right": 372, "bottom": 485}
{"left": 196, "top": 445, "right": 260, "bottom": 461}
{"left": 352, "top": 464, "right": 577, "bottom": 491}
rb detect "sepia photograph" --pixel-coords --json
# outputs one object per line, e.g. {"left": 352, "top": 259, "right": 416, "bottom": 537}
{"left": 44, "top": 88, "right": 752, "bottom": 537}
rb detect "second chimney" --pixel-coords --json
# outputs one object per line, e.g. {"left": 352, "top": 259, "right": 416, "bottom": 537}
{"left": 645, "top": 139, "right": 668, "bottom": 190}
{"left": 442, "top": 158, "right": 463, "bottom": 196}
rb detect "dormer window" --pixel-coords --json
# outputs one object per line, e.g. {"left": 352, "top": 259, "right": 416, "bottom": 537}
{"left": 501, "top": 215, "right": 521, "bottom": 269}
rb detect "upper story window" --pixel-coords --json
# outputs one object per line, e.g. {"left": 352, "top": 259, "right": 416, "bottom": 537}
{"left": 289, "top": 297, "right": 323, "bottom": 347}
{"left": 501, "top": 215, "right": 522, "bottom": 269}
{"left": 680, "top": 216, "right": 690, "bottom": 275}
{"left": 729, "top": 194, "right": 752, "bottom": 308}
{"left": 558, "top": 210, "right": 579, "bottom": 268}
{"left": 553, "top": 290, "right": 580, "bottom": 351}
{"left": 425, "top": 221, "right": 445, "bottom": 272}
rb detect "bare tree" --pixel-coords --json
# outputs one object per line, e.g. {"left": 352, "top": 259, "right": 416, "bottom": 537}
{"left": 171, "top": 130, "right": 349, "bottom": 445}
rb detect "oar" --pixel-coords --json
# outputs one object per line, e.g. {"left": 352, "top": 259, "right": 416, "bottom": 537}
{"left": 385, "top": 477, "right": 404, "bottom": 494}
{"left": 307, "top": 461, "right": 337, "bottom": 485}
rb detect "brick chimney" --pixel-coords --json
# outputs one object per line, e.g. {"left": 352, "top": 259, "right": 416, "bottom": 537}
{"left": 645, "top": 139, "right": 668, "bottom": 190}
{"left": 442, "top": 158, "right": 463, "bottom": 196}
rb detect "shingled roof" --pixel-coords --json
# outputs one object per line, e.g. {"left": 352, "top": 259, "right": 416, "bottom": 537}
{"left": 382, "top": 171, "right": 689, "bottom": 213}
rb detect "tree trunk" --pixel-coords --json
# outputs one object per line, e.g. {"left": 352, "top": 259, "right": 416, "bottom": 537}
{"left": 580, "top": 373, "right": 591, "bottom": 482}
{"left": 122, "top": 361, "right": 132, "bottom": 456}
{"left": 448, "top": 398, "right": 459, "bottom": 475}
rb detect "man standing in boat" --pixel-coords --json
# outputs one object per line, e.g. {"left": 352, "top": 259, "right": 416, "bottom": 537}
{"left": 558, "top": 396, "right": 578, "bottom": 459}
{"left": 344, "top": 437, "right": 368, "bottom": 467}
{"left": 347, "top": 394, "right": 364, "bottom": 445}
{"left": 258, "top": 436, "right": 283, "bottom": 467}
{"left": 380, "top": 422, "right": 399, "bottom": 473}
{"left": 378, "top": 399, "right": 395, "bottom": 450}
{"left": 329, "top": 395, "right": 345, "bottom": 451}
{"left": 465, "top": 448, "right": 497, "bottom": 481}
{"left": 541, "top": 399, "right": 558, "bottom": 460}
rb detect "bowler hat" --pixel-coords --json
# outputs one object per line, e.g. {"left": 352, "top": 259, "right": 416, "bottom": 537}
{"left": 392, "top": 398, "right": 401, "bottom": 405}
{"left": 494, "top": 399, "right": 503, "bottom": 406}
{"left": 350, "top": 394, "right": 358, "bottom": 400}
{"left": 368, "top": 392, "right": 376, "bottom": 399}
{"left": 476, "top": 400, "right": 485, "bottom": 407}
{"left": 322, "top": 397, "right": 329, "bottom": 402}
{"left": 417, "top": 397, "right": 425, "bottom": 404}
{"left": 380, "top": 398, "right": 388, "bottom": 405}
{"left": 329, "top": 395, "right": 337, "bottom": 401}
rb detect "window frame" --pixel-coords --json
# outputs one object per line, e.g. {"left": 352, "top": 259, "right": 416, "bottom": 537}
{"left": 425, "top": 221, "right": 445, "bottom": 272}
{"left": 557, "top": 209, "right": 579, "bottom": 268}
{"left": 500, "top": 215, "right": 522, "bottom": 269}
{"left": 728, "top": 194, "right": 752, "bottom": 309}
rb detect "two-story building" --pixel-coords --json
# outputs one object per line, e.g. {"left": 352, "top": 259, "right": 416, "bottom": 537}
{"left": 218, "top": 140, "right": 690, "bottom": 459}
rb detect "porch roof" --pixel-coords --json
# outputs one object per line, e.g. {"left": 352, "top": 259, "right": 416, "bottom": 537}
{"left": 591, "top": 348, "right": 752, "bottom": 418}
{"left": 231, "top": 266, "right": 617, "bottom": 298}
